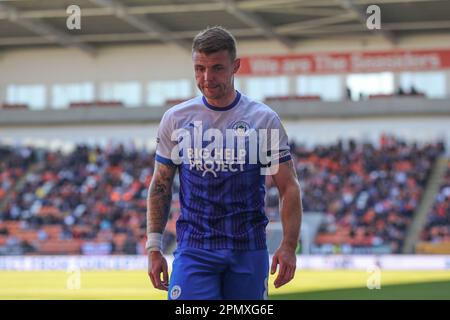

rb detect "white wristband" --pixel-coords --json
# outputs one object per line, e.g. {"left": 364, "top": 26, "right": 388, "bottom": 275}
{"left": 145, "top": 233, "right": 163, "bottom": 252}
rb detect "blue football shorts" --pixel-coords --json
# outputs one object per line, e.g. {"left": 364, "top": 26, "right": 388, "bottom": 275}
{"left": 168, "top": 247, "right": 269, "bottom": 300}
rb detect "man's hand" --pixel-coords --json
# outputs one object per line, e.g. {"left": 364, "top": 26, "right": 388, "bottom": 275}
{"left": 270, "top": 245, "right": 297, "bottom": 288}
{"left": 148, "top": 251, "right": 169, "bottom": 291}
{"left": 270, "top": 159, "right": 302, "bottom": 289}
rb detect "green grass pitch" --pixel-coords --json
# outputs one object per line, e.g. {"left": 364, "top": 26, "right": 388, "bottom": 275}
{"left": 0, "top": 270, "right": 450, "bottom": 300}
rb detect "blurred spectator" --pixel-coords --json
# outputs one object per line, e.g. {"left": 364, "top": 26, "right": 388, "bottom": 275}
{"left": 410, "top": 85, "right": 419, "bottom": 95}
{"left": 265, "top": 135, "right": 445, "bottom": 253}
{"left": 421, "top": 161, "right": 450, "bottom": 242}
{"left": 346, "top": 87, "right": 352, "bottom": 100}
{"left": 123, "top": 232, "right": 138, "bottom": 255}
{"left": 21, "top": 240, "right": 36, "bottom": 254}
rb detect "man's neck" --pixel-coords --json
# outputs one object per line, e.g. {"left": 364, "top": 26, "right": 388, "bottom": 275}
{"left": 204, "top": 89, "right": 237, "bottom": 108}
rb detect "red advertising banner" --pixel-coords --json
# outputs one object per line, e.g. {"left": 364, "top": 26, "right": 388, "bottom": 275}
{"left": 237, "top": 49, "right": 450, "bottom": 76}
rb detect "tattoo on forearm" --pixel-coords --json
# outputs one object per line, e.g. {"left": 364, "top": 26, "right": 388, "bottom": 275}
{"left": 147, "top": 164, "right": 176, "bottom": 234}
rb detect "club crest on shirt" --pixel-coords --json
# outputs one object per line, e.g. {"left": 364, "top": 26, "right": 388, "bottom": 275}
{"left": 231, "top": 120, "right": 251, "bottom": 136}
{"left": 170, "top": 285, "right": 182, "bottom": 300}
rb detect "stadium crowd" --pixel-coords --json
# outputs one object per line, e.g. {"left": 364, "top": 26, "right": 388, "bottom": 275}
{"left": 267, "top": 135, "right": 445, "bottom": 253}
{"left": 0, "top": 135, "right": 446, "bottom": 255}
{"left": 421, "top": 161, "right": 450, "bottom": 243}
{"left": 0, "top": 144, "right": 172, "bottom": 255}
{"left": 0, "top": 145, "right": 37, "bottom": 202}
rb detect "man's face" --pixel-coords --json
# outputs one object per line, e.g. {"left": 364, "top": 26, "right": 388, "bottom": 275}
{"left": 193, "top": 50, "right": 240, "bottom": 101}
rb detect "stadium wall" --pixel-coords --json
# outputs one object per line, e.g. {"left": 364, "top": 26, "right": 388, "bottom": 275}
{"left": 1, "top": 116, "right": 449, "bottom": 152}
{"left": 0, "top": 255, "right": 449, "bottom": 271}
{"left": 1, "top": 97, "right": 449, "bottom": 125}
{"left": 1, "top": 34, "right": 450, "bottom": 102}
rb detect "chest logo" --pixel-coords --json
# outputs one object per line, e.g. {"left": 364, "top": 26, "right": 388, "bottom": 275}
{"left": 231, "top": 120, "right": 251, "bottom": 136}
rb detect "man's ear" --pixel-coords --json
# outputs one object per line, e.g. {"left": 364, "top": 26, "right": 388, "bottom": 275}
{"left": 233, "top": 58, "right": 240, "bottom": 74}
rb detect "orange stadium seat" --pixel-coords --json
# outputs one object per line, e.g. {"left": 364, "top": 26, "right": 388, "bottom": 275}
{"left": 0, "top": 235, "right": 8, "bottom": 246}
{"left": 3, "top": 221, "right": 23, "bottom": 233}
{"left": 40, "top": 225, "right": 63, "bottom": 239}
{"left": 265, "top": 95, "right": 321, "bottom": 102}
{"left": 416, "top": 241, "right": 450, "bottom": 254}
{"left": 16, "top": 230, "right": 39, "bottom": 242}
{"left": 165, "top": 98, "right": 195, "bottom": 105}
{"left": 69, "top": 100, "right": 124, "bottom": 108}
{"left": 0, "top": 103, "right": 28, "bottom": 110}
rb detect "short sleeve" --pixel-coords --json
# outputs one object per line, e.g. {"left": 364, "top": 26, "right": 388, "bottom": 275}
{"left": 267, "top": 114, "right": 292, "bottom": 164}
{"left": 155, "top": 111, "right": 177, "bottom": 166}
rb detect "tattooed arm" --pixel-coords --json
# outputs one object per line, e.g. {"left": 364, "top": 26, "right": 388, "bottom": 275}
{"left": 270, "top": 159, "right": 303, "bottom": 288}
{"left": 147, "top": 161, "right": 177, "bottom": 234}
{"left": 147, "top": 161, "right": 177, "bottom": 291}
